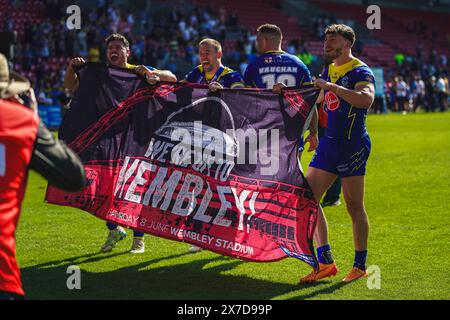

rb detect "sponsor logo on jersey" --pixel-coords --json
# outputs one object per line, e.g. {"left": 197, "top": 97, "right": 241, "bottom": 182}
{"left": 324, "top": 91, "right": 340, "bottom": 111}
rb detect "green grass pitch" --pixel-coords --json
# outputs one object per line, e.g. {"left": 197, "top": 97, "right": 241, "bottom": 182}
{"left": 16, "top": 112, "right": 450, "bottom": 300}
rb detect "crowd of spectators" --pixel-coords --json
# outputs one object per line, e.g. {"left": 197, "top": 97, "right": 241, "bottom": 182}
{"left": 378, "top": 46, "right": 449, "bottom": 114}
{"left": 1, "top": 0, "right": 448, "bottom": 114}
{"left": 2, "top": 0, "right": 258, "bottom": 107}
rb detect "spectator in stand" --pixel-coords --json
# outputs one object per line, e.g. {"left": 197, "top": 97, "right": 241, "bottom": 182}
{"left": 2, "top": 0, "right": 447, "bottom": 114}
{"left": 394, "top": 53, "right": 405, "bottom": 67}
{"left": 425, "top": 76, "right": 437, "bottom": 112}
{"left": 440, "top": 53, "right": 447, "bottom": 68}
{"left": 413, "top": 75, "right": 426, "bottom": 112}
{"left": 37, "top": 90, "right": 53, "bottom": 105}
{"left": 395, "top": 76, "right": 409, "bottom": 113}
{"left": 436, "top": 73, "right": 448, "bottom": 112}
{"left": 386, "top": 78, "right": 395, "bottom": 111}
{"left": 298, "top": 48, "right": 314, "bottom": 68}
{"left": 88, "top": 47, "right": 101, "bottom": 62}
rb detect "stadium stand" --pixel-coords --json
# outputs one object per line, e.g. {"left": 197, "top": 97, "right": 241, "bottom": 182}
{"left": 0, "top": 0, "right": 448, "bottom": 123}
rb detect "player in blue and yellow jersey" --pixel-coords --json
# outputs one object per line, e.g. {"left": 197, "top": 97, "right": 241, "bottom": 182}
{"left": 184, "top": 38, "right": 243, "bottom": 253}
{"left": 247, "top": 24, "right": 319, "bottom": 169}
{"left": 185, "top": 38, "right": 244, "bottom": 91}
{"left": 244, "top": 24, "right": 313, "bottom": 89}
{"left": 63, "top": 33, "right": 177, "bottom": 255}
{"left": 300, "top": 24, "right": 376, "bottom": 284}
{"left": 64, "top": 33, "right": 177, "bottom": 91}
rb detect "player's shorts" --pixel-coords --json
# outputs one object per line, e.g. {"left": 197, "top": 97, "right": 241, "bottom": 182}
{"left": 309, "top": 133, "right": 371, "bottom": 177}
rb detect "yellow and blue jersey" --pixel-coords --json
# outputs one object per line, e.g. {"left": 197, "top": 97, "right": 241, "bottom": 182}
{"left": 310, "top": 58, "right": 375, "bottom": 177}
{"left": 244, "top": 51, "right": 312, "bottom": 153}
{"left": 243, "top": 51, "right": 312, "bottom": 89}
{"left": 321, "top": 58, "right": 375, "bottom": 139}
{"left": 185, "top": 65, "right": 244, "bottom": 88}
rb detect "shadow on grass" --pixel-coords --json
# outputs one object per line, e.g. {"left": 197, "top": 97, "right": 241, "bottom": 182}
{"left": 25, "top": 251, "right": 129, "bottom": 269}
{"left": 21, "top": 252, "right": 344, "bottom": 300}
{"left": 288, "top": 281, "right": 348, "bottom": 300}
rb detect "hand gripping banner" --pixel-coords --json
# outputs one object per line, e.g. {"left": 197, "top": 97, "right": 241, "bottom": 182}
{"left": 46, "top": 63, "right": 320, "bottom": 268}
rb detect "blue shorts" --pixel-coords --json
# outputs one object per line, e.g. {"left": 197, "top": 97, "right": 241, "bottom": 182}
{"left": 309, "top": 134, "right": 371, "bottom": 177}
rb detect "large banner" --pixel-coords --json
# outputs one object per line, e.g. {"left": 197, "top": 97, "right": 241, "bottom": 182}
{"left": 46, "top": 63, "right": 320, "bottom": 268}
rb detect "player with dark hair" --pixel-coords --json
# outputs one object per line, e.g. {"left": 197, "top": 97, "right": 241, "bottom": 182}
{"left": 64, "top": 33, "right": 177, "bottom": 254}
{"left": 300, "top": 24, "right": 376, "bottom": 283}
{"left": 64, "top": 33, "right": 177, "bottom": 92}
{"left": 0, "top": 53, "right": 86, "bottom": 300}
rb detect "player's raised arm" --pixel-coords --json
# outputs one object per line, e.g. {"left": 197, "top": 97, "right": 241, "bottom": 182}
{"left": 63, "top": 57, "right": 85, "bottom": 92}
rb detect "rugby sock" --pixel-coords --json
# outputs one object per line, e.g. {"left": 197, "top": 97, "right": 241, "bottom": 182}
{"left": 317, "top": 244, "right": 334, "bottom": 264}
{"left": 106, "top": 222, "right": 118, "bottom": 231}
{"left": 353, "top": 250, "right": 368, "bottom": 270}
{"left": 133, "top": 231, "right": 144, "bottom": 238}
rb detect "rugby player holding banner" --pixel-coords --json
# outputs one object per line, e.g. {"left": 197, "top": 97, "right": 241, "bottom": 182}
{"left": 183, "top": 38, "right": 244, "bottom": 253}
{"left": 246, "top": 24, "right": 319, "bottom": 162}
{"left": 64, "top": 33, "right": 177, "bottom": 254}
{"left": 300, "top": 24, "right": 376, "bottom": 283}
